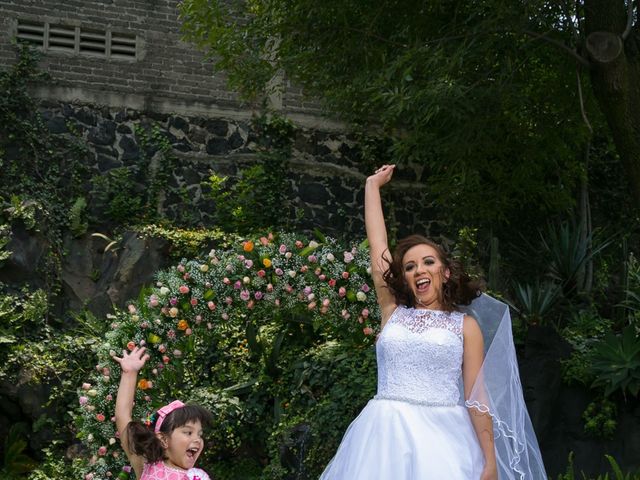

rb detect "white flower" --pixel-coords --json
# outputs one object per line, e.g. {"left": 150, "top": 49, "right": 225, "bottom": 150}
{"left": 326, "top": 253, "right": 335, "bottom": 262}
{"left": 109, "top": 438, "right": 116, "bottom": 445}
{"left": 308, "top": 240, "right": 319, "bottom": 249}
{"left": 160, "top": 287, "right": 170, "bottom": 295}
{"left": 208, "top": 249, "right": 216, "bottom": 258}
{"left": 356, "top": 291, "right": 367, "bottom": 301}
{"left": 243, "top": 276, "right": 251, "bottom": 284}
{"left": 87, "top": 434, "right": 94, "bottom": 442}
{"left": 285, "top": 252, "right": 292, "bottom": 259}
{"left": 288, "top": 270, "right": 296, "bottom": 278}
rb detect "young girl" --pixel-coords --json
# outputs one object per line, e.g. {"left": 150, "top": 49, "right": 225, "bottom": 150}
{"left": 113, "top": 346, "right": 212, "bottom": 480}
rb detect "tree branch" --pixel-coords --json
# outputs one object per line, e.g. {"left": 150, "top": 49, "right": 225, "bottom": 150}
{"left": 621, "top": 0, "right": 634, "bottom": 39}
{"left": 522, "top": 29, "right": 591, "bottom": 68}
{"left": 575, "top": 66, "right": 593, "bottom": 134}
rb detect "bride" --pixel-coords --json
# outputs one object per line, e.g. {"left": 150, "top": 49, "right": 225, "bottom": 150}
{"left": 320, "top": 164, "right": 546, "bottom": 479}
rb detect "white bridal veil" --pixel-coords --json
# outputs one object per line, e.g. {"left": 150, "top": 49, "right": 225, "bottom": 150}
{"left": 460, "top": 294, "right": 547, "bottom": 480}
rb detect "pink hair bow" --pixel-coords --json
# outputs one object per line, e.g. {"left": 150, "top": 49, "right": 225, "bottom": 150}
{"left": 154, "top": 400, "right": 185, "bottom": 433}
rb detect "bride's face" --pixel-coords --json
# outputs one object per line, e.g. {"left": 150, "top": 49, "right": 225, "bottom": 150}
{"left": 402, "top": 243, "right": 450, "bottom": 309}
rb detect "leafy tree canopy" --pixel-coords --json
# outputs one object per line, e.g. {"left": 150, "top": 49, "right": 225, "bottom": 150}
{"left": 180, "top": 0, "right": 608, "bottom": 228}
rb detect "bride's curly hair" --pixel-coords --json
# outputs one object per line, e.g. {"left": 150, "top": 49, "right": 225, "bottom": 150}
{"left": 382, "top": 235, "right": 483, "bottom": 310}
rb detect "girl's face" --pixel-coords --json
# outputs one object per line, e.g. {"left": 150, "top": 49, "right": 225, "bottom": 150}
{"left": 160, "top": 420, "right": 204, "bottom": 470}
{"left": 402, "top": 243, "right": 450, "bottom": 310}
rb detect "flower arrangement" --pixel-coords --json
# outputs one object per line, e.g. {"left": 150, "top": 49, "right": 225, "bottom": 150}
{"left": 75, "top": 232, "right": 379, "bottom": 479}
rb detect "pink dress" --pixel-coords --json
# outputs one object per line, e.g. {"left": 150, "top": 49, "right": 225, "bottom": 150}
{"left": 141, "top": 461, "right": 210, "bottom": 480}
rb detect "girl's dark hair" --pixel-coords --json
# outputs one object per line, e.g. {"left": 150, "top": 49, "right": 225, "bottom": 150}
{"left": 382, "top": 234, "right": 483, "bottom": 310}
{"left": 126, "top": 404, "right": 212, "bottom": 463}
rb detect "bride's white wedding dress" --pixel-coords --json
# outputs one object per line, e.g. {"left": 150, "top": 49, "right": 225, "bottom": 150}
{"left": 320, "top": 306, "right": 485, "bottom": 479}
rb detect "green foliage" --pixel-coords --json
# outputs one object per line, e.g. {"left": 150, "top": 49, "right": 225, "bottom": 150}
{"left": 0, "top": 43, "right": 90, "bottom": 241}
{"left": 137, "top": 224, "right": 232, "bottom": 259}
{"left": 206, "top": 114, "right": 295, "bottom": 234}
{"left": 512, "top": 281, "right": 561, "bottom": 326}
{"left": 0, "top": 424, "right": 36, "bottom": 479}
{"left": 0, "top": 284, "right": 49, "bottom": 350}
{"left": 621, "top": 253, "right": 640, "bottom": 327}
{"left": 452, "top": 226, "right": 482, "bottom": 278}
{"left": 266, "top": 342, "right": 377, "bottom": 478}
{"left": 4, "top": 196, "right": 41, "bottom": 230}
{"left": 91, "top": 167, "right": 145, "bottom": 225}
{"left": 582, "top": 397, "right": 617, "bottom": 439}
{"left": 540, "top": 221, "right": 612, "bottom": 296}
{"left": 180, "top": 0, "right": 591, "bottom": 227}
{"left": 557, "top": 452, "right": 640, "bottom": 480}
{"left": 561, "top": 310, "right": 612, "bottom": 387}
{"left": 133, "top": 123, "right": 180, "bottom": 224}
{"left": 27, "top": 441, "right": 84, "bottom": 480}
{"left": 68, "top": 197, "right": 89, "bottom": 237}
{"left": 0, "top": 224, "right": 11, "bottom": 265}
{"left": 0, "top": 43, "right": 91, "bottom": 322}
{"left": 590, "top": 325, "right": 640, "bottom": 398}
{"left": 73, "top": 232, "right": 380, "bottom": 479}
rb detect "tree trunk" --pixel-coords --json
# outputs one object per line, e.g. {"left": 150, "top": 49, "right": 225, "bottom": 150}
{"left": 584, "top": 0, "right": 640, "bottom": 211}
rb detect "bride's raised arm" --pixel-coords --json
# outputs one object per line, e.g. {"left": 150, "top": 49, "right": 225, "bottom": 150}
{"left": 364, "top": 164, "right": 398, "bottom": 327}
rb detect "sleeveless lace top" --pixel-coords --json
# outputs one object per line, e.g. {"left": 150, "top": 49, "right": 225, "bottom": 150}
{"left": 374, "top": 306, "right": 464, "bottom": 406}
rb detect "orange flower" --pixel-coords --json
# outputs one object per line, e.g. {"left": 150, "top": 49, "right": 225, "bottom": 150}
{"left": 243, "top": 240, "right": 254, "bottom": 252}
{"left": 126, "top": 341, "right": 136, "bottom": 351}
{"left": 262, "top": 258, "right": 272, "bottom": 268}
{"left": 137, "top": 379, "right": 151, "bottom": 390}
{"left": 177, "top": 319, "right": 189, "bottom": 331}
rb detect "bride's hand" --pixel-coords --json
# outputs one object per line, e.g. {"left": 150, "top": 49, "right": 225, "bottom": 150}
{"left": 366, "top": 164, "right": 395, "bottom": 189}
{"left": 479, "top": 462, "right": 498, "bottom": 480}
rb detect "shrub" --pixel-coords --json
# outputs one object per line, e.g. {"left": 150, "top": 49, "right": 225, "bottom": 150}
{"left": 73, "top": 232, "right": 380, "bottom": 479}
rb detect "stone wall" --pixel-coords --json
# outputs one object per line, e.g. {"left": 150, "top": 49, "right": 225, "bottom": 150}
{"left": 0, "top": 0, "right": 325, "bottom": 125}
{"left": 38, "top": 100, "right": 438, "bottom": 240}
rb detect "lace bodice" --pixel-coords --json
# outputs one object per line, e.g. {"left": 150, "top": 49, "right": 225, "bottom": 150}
{"left": 141, "top": 461, "right": 210, "bottom": 480}
{"left": 375, "top": 306, "right": 464, "bottom": 405}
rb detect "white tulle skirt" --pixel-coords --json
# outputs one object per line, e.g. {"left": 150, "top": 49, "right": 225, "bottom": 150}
{"left": 320, "top": 398, "right": 485, "bottom": 480}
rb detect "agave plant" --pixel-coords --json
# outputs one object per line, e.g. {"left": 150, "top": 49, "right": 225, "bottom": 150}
{"left": 0, "top": 425, "right": 36, "bottom": 479}
{"left": 512, "top": 280, "right": 562, "bottom": 326}
{"left": 590, "top": 325, "right": 640, "bottom": 399}
{"left": 540, "top": 220, "right": 612, "bottom": 296}
{"left": 620, "top": 253, "right": 640, "bottom": 325}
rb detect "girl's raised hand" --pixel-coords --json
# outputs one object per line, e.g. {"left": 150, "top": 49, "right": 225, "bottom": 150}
{"left": 112, "top": 346, "right": 150, "bottom": 374}
{"left": 366, "top": 164, "right": 395, "bottom": 189}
